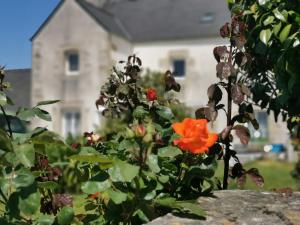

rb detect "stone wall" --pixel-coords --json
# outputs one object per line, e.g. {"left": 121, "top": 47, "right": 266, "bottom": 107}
{"left": 147, "top": 190, "right": 300, "bottom": 225}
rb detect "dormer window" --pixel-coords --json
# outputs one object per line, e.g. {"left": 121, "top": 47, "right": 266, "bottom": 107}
{"left": 65, "top": 51, "right": 79, "bottom": 75}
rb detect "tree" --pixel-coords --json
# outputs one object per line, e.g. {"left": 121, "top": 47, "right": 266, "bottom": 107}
{"left": 228, "top": 0, "right": 300, "bottom": 130}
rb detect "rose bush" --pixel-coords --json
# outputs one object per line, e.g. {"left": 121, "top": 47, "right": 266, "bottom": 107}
{"left": 0, "top": 56, "right": 223, "bottom": 224}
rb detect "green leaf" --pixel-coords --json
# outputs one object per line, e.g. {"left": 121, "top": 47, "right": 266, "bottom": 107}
{"left": 259, "top": 29, "right": 272, "bottom": 45}
{"left": 57, "top": 206, "right": 74, "bottom": 225}
{"left": 147, "top": 154, "right": 161, "bottom": 173}
{"left": 155, "top": 198, "right": 205, "bottom": 218}
{"left": 37, "top": 214, "right": 55, "bottom": 225}
{"left": 279, "top": 24, "right": 292, "bottom": 43}
{"left": 14, "top": 168, "right": 35, "bottom": 189}
{"left": 19, "top": 187, "right": 41, "bottom": 215}
{"left": 0, "top": 129, "right": 13, "bottom": 152}
{"left": 14, "top": 143, "right": 35, "bottom": 168}
{"left": 158, "top": 175, "right": 169, "bottom": 183}
{"left": 156, "top": 106, "right": 174, "bottom": 121}
{"left": 107, "top": 189, "right": 127, "bottom": 204}
{"left": 175, "top": 201, "right": 205, "bottom": 218}
{"left": 16, "top": 108, "right": 36, "bottom": 121}
{"left": 36, "top": 100, "right": 60, "bottom": 106}
{"left": 81, "top": 180, "right": 111, "bottom": 194}
{"left": 273, "top": 8, "right": 287, "bottom": 22}
{"left": 0, "top": 92, "right": 7, "bottom": 106}
{"left": 132, "top": 106, "right": 148, "bottom": 119}
{"left": 6, "top": 96, "right": 14, "bottom": 106}
{"left": 69, "top": 154, "right": 113, "bottom": 165}
{"left": 155, "top": 197, "right": 176, "bottom": 208}
{"left": 258, "top": 0, "right": 268, "bottom": 5}
{"left": 108, "top": 159, "right": 139, "bottom": 182}
{"left": 263, "top": 16, "right": 274, "bottom": 26}
{"left": 273, "top": 22, "right": 282, "bottom": 36}
{"left": 37, "top": 181, "right": 59, "bottom": 190}
{"left": 33, "top": 108, "right": 52, "bottom": 121}
{"left": 158, "top": 146, "right": 182, "bottom": 158}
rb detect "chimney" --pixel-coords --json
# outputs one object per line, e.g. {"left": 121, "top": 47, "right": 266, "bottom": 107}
{"left": 85, "top": 0, "right": 107, "bottom": 7}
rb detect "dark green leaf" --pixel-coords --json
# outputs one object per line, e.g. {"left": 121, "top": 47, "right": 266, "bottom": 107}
{"left": 14, "top": 168, "right": 35, "bottom": 189}
{"left": 0, "top": 129, "right": 13, "bottom": 152}
{"left": 107, "top": 189, "right": 127, "bottom": 204}
{"left": 14, "top": 143, "right": 35, "bottom": 168}
{"left": 108, "top": 159, "right": 139, "bottom": 182}
{"left": 33, "top": 108, "right": 52, "bottom": 121}
{"left": 81, "top": 180, "right": 111, "bottom": 194}
{"left": 158, "top": 146, "right": 182, "bottom": 158}
{"left": 147, "top": 154, "right": 160, "bottom": 173}
{"left": 156, "top": 106, "right": 174, "bottom": 121}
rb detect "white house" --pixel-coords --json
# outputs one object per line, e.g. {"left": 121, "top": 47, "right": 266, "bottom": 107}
{"left": 23, "top": 0, "right": 290, "bottom": 154}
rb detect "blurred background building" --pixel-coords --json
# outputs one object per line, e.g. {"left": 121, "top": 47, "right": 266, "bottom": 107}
{"left": 5, "top": 0, "right": 294, "bottom": 159}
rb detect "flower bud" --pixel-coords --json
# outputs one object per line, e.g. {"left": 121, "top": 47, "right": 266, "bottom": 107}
{"left": 133, "top": 124, "right": 146, "bottom": 137}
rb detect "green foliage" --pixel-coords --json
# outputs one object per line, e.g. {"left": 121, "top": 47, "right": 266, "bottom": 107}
{"left": 228, "top": 0, "right": 300, "bottom": 129}
{"left": 0, "top": 57, "right": 220, "bottom": 224}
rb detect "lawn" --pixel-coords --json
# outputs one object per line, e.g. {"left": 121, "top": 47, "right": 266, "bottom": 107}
{"left": 215, "top": 159, "right": 299, "bottom": 191}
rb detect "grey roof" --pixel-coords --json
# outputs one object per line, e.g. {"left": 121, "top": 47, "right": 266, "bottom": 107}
{"left": 76, "top": 0, "right": 131, "bottom": 40}
{"left": 103, "top": 0, "right": 230, "bottom": 42}
{"left": 4, "top": 69, "right": 31, "bottom": 111}
{"left": 32, "top": 0, "right": 230, "bottom": 42}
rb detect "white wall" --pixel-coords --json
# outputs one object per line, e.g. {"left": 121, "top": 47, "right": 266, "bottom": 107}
{"left": 134, "top": 38, "right": 227, "bottom": 132}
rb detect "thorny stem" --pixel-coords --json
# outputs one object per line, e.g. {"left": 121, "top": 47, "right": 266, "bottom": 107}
{"left": 223, "top": 45, "right": 233, "bottom": 190}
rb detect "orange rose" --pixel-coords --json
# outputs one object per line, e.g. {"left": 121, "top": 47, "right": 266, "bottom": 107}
{"left": 172, "top": 118, "right": 218, "bottom": 154}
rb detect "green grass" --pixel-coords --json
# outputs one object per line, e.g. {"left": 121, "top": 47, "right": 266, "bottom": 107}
{"left": 215, "top": 159, "right": 299, "bottom": 191}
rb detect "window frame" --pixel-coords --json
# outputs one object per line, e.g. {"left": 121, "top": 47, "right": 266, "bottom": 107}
{"left": 62, "top": 110, "right": 81, "bottom": 137}
{"left": 171, "top": 59, "right": 186, "bottom": 78}
{"left": 65, "top": 50, "right": 80, "bottom": 76}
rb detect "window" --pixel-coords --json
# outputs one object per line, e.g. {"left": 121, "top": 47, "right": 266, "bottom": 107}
{"left": 200, "top": 12, "right": 215, "bottom": 24}
{"left": 172, "top": 59, "right": 186, "bottom": 77}
{"left": 65, "top": 51, "right": 79, "bottom": 75}
{"left": 62, "top": 111, "right": 81, "bottom": 137}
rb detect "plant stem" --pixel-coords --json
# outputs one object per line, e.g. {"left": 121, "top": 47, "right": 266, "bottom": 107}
{"left": 223, "top": 45, "right": 233, "bottom": 190}
{"left": 0, "top": 105, "right": 13, "bottom": 138}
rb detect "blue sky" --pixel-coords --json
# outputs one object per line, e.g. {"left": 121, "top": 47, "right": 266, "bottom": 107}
{"left": 0, "top": 0, "right": 60, "bottom": 69}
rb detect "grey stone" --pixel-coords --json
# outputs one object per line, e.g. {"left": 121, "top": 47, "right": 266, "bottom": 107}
{"left": 147, "top": 190, "right": 300, "bottom": 225}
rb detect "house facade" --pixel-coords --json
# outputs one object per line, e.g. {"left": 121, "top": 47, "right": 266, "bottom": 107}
{"left": 29, "top": 0, "right": 291, "bottom": 154}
